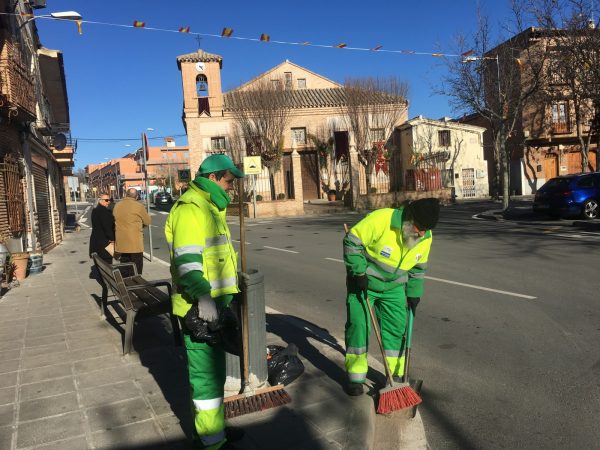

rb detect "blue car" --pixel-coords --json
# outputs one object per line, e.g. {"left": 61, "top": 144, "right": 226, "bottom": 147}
{"left": 533, "top": 173, "right": 600, "bottom": 219}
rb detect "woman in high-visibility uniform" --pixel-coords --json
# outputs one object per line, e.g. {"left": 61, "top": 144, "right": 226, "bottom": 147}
{"left": 342, "top": 198, "right": 440, "bottom": 395}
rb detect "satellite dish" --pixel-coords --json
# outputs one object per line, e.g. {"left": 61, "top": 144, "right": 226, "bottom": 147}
{"left": 53, "top": 133, "right": 67, "bottom": 150}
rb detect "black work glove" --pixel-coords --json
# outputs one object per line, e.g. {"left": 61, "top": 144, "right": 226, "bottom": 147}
{"left": 407, "top": 297, "right": 420, "bottom": 317}
{"left": 184, "top": 304, "right": 220, "bottom": 345}
{"left": 348, "top": 274, "right": 368, "bottom": 299}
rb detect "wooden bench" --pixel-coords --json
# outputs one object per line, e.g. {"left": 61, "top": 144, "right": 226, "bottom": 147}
{"left": 91, "top": 253, "right": 181, "bottom": 355}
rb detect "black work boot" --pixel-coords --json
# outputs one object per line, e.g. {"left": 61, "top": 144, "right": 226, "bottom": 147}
{"left": 346, "top": 382, "right": 364, "bottom": 396}
{"left": 225, "top": 426, "right": 244, "bottom": 442}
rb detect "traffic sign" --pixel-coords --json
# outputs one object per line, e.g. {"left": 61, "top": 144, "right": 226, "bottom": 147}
{"left": 243, "top": 156, "right": 262, "bottom": 175}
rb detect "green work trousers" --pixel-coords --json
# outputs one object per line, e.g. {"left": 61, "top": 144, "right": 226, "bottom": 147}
{"left": 182, "top": 324, "right": 227, "bottom": 450}
{"left": 344, "top": 283, "right": 408, "bottom": 384}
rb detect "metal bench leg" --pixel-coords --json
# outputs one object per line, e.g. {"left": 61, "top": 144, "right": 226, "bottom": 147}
{"left": 123, "top": 310, "right": 137, "bottom": 355}
{"left": 101, "top": 285, "right": 108, "bottom": 319}
{"left": 169, "top": 312, "right": 182, "bottom": 347}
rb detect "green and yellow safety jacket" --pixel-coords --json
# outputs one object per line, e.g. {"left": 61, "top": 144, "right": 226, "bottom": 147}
{"left": 343, "top": 207, "right": 432, "bottom": 296}
{"left": 165, "top": 181, "right": 239, "bottom": 318}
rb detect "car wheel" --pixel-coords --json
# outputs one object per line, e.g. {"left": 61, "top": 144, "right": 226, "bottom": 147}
{"left": 582, "top": 199, "right": 599, "bottom": 219}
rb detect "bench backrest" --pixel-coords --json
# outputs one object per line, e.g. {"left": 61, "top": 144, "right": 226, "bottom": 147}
{"left": 91, "top": 253, "right": 121, "bottom": 298}
{"left": 112, "top": 267, "right": 135, "bottom": 311}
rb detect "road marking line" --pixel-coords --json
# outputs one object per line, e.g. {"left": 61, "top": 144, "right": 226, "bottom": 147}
{"left": 325, "top": 257, "right": 536, "bottom": 299}
{"left": 79, "top": 222, "right": 90, "bottom": 228}
{"left": 424, "top": 276, "right": 537, "bottom": 299}
{"left": 232, "top": 240, "right": 251, "bottom": 245}
{"left": 264, "top": 246, "right": 298, "bottom": 254}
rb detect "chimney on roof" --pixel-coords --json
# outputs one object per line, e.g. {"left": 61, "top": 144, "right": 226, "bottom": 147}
{"left": 164, "top": 137, "right": 176, "bottom": 148}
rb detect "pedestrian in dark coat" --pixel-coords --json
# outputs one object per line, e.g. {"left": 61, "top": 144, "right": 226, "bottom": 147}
{"left": 89, "top": 195, "right": 115, "bottom": 264}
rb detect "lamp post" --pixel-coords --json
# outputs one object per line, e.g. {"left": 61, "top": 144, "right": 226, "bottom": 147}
{"left": 17, "top": 10, "right": 82, "bottom": 30}
{"left": 141, "top": 131, "right": 153, "bottom": 261}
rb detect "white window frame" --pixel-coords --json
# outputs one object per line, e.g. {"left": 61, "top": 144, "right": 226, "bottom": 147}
{"left": 291, "top": 127, "right": 307, "bottom": 145}
{"left": 211, "top": 136, "right": 226, "bottom": 151}
{"left": 297, "top": 78, "right": 306, "bottom": 89}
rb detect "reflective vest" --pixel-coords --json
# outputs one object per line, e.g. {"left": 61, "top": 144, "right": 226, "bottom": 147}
{"left": 165, "top": 182, "right": 239, "bottom": 317}
{"left": 343, "top": 207, "right": 432, "bottom": 296}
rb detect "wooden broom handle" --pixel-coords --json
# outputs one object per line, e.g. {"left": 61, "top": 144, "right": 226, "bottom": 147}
{"left": 238, "top": 178, "right": 250, "bottom": 387}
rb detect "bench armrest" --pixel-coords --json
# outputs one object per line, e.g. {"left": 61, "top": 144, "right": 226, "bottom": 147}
{"left": 111, "top": 262, "right": 138, "bottom": 275}
{"left": 126, "top": 279, "right": 172, "bottom": 296}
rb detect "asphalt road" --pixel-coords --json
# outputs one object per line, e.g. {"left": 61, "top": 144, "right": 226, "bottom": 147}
{"left": 76, "top": 200, "right": 600, "bottom": 449}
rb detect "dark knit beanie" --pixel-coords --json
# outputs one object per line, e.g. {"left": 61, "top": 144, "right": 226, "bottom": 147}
{"left": 406, "top": 198, "right": 440, "bottom": 230}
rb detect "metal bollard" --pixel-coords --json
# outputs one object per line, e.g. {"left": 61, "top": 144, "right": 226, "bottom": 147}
{"left": 224, "top": 269, "right": 268, "bottom": 393}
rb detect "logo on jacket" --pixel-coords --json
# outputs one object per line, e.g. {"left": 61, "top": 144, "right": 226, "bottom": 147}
{"left": 380, "top": 246, "right": 392, "bottom": 258}
{"left": 415, "top": 254, "right": 422, "bottom": 261}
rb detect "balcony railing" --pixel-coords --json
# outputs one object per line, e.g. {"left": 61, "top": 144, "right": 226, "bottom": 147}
{"left": 0, "top": 32, "right": 36, "bottom": 121}
{"left": 552, "top": 121, "right": 570, "bottom": 134}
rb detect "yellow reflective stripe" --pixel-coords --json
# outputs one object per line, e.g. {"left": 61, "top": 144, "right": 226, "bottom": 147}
{"left": 345, "top": 352, "right": 368, "bottom": 381}
{"left": 193, "top": 401, "right": 225, "bottom": 448}
{"left": 386, "top": 354, "right": 406, "bottom": 377}
{"left": 193, "top": 397, "right": 223, "bottom": 411}
{"left": 174, "top": 245, "right": 204, "bottom": 257}
{"left": 177, "top": 262, "right": 204, "bottom": 277}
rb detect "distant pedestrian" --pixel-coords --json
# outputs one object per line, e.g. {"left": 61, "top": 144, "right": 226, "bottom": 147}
{"left": 89, "top": 195, "right": 115, "bottom": 264}
{"left": 113, "top": 188, "right": 151, "bottom": 275}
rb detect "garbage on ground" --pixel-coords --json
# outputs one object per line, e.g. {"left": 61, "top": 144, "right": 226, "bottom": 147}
{"left": 266, "top": 343, "right": 305, "bottom": 386}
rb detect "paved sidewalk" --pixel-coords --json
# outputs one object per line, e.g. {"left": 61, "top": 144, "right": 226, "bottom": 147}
{"left": 0, "top": 227, "right": 426, "bottom": 450}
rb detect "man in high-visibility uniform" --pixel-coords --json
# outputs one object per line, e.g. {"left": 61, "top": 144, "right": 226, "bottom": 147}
{"left": 343, "top": 198, "right": 440, "bottom": 395}
{"left": 165, "top": 154, "right": 244, "bottom": 449}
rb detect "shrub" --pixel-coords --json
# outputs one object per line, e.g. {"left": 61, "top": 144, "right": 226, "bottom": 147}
{"left": 256, "top": 195, "right": 263, "bottom": 201}
{"left": 276, "top": 193, "right": 286, "bottom": 200}
{"left": 369, "top": 187, "right": 377, "bottom": 194}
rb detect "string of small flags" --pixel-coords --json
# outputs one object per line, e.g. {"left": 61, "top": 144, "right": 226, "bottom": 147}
{"left": 1, "top": 12, "right": 471, "bottom": 58}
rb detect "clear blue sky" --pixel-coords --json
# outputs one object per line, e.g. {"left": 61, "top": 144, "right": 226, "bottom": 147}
{"left": 37, "top": 0, "right": 512, "bottom": 170}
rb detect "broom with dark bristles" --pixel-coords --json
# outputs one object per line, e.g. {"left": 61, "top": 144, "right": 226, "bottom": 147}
{"left": 366, "top": 297, "right": 422, "bottom": 414}
{"left": 224, "top": 179, "right": 291, "bottom": 419}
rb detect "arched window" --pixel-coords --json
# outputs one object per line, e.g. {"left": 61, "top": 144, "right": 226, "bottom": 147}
{"left": 196, "top": 75, "right": 208, "bottom": 96}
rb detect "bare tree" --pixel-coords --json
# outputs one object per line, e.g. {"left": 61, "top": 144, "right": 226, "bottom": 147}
{"left": 340, "top": 77, "right": 409, "bottom": 198}
{"left": 226, "top": 78, "right": 292, "bottom": 173}
{"left": 439, "top": 2, "right": 550, "bottom": 209}
{"left": 410, "top": 122, "right": 437, "bottom": 169}
{"left": 308, "top": 126, "right": 335, "bottom": 195}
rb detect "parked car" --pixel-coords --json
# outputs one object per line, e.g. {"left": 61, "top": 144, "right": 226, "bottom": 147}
{"left": 154, "top": 191, "right": 173, "bottom": 205}
{"left": 532, "top": 173, "right": 600, "bottom": 219}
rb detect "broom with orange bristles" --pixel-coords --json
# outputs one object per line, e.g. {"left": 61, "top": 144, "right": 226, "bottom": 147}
{"left": 343, "top": 223, "right": 421, "bottom": 414}
{"left": 365, "top": 296, "right": 422, "bottom": 414}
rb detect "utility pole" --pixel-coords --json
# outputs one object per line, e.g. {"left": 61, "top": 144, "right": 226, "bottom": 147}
{"left": 141, "top": 132, "right": 153, "bottom": 261}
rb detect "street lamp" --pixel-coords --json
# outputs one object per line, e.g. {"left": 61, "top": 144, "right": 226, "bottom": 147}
{"left": 18, "top": 11, "right": 82, "bottom": 30}
{"left": 462, "top": 53, "right": 502, "bottom": 109}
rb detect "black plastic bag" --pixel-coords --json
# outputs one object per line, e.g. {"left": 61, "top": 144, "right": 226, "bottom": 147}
{"left": 266, "top": 343, "right": 304, "bottom": 386}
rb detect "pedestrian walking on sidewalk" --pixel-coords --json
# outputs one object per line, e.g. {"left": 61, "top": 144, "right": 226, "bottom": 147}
{"left": 113, "top": 188, "right": 151, "bottom": 275}
{"left": 343, "top": 198, "right": 440, "bottom": 396}
{"left": 165, "top": 154, "right": 245, "bottom": 450}
{"left": 89, "top": 195, "right": 115, "bottom": 264}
